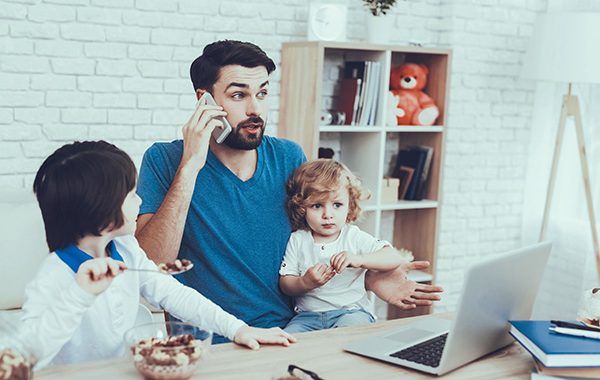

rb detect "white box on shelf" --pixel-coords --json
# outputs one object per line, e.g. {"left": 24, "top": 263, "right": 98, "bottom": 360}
{"left": 381, "top": 177, "right": 400, "bottom": 203}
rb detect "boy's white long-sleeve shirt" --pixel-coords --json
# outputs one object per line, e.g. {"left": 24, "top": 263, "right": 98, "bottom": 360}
{"left": 19, "top": 235, "right": 246, "bottom": 370}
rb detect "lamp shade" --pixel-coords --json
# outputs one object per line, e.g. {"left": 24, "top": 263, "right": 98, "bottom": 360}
{"left": 521, "top": 12, "right": 600, "bottom": 84}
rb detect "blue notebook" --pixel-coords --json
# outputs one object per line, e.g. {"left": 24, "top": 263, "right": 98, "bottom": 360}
{"left": 509, "top": 320, "right": 600, "bottom": 367}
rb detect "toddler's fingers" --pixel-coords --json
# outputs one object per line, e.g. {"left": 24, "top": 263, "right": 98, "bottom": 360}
{"left": 338, "top": 258, "right": 350, "bottom": 273}
{"left": 330, "top": 254, "right": 339, "bottom": 269}
{"left": 324, "top": 270, "right": 336, "bottom": 281}
{"left": 331, "top": 257, "right": 341, "bottom": 271}
{"left": 329, "top": 252, "right": 340, "bottom": 265}
{"left": 314, "top": 263, "right": 326, "bottom": 274}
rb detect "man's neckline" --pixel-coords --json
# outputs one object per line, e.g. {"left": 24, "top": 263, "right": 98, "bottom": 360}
{"left": 209, "top": 143, "right": 258, "bottom": 182}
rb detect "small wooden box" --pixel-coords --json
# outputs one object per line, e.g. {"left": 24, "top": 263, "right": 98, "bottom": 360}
{"left": 381, "top": 177, "right": 400, "bottom": 203}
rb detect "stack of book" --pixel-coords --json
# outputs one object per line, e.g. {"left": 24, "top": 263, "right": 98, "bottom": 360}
{"left": 391, "top": 145, "right": 434, "bottom": 201}
{"left": 509, "top": 320, "right": 600, "bottom": 379}
{"left": 336, "top": 60, "right": 381, "bottom": 126}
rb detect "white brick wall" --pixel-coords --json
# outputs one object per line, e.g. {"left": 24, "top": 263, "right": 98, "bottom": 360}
{"left": 0, "top": 0, "right": 551, "bottom": 314}
{"left": 430, "top": 0, "right": 546, "bottom": 312}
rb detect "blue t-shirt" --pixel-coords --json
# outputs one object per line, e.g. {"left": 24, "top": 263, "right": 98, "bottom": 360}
{"left": 137, "top": 136, "right": 306, "bottom": 333}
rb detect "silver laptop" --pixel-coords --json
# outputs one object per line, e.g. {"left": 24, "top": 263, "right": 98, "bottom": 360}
{"left": 344, "top": 241, "right": 551, "bottom": 376}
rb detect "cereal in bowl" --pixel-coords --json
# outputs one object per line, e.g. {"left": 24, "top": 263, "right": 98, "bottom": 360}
{"left": 577, "top": 287, "right": 600, "bottom": 327}
{"left": 130, "top": 334, "right": 206, "bottom": 380}
{"left": 0, "top": 348, "right": 32, "bottom": 380}
{"left": 157, "top": 259, "right": 194, "bottom": 275}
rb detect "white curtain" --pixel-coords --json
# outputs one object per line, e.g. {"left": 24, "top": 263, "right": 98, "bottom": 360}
{"left": 523, "top": 80, "right": 600, "bottom": 319}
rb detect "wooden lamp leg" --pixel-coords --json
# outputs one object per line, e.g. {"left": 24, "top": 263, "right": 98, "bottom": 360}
{"left": 539, "top": 95, "right": 569, "bottom": 241}
{"left": 570, "top": 96, "right": 600, "bottom": 279}
{"left": 539, "top": 88, "right": 600, "bottom": 280}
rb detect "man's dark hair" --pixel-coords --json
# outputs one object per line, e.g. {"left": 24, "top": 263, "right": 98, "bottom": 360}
{"left": 33, "top": 141, "right": 137, "bottom": 252}
{"left": 190, "top": 40, "right": 276, "bottom": 91}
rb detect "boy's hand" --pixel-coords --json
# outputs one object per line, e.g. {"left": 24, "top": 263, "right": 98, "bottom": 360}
{"left": 233, "top": 326, "right": 296, "bottom": 350}
{"left": 330, "top": 251, "right": 363, "bottom": 273}
{"left": 180, "top": 98, "right": 227, "bottom": 174}
{"left": 75, "top": 258, "right": 126, "bottom": 295}
{"left": 301, "top": 264, "right": 335, "bottom": 290}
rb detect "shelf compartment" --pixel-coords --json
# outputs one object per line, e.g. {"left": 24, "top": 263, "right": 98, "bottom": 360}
{"left": 280, "top": 41, "right": 450, "bottom": 321}
{"left": 392, "top": 208, "right": 438, "bottom": 264}
{"left": 362, "top": 204, "right": 379, "bottom": 212}
{"left": 320, "top": 126, "right": 384, "bottom": 132}
{"left": 337, "top": 132, "right": 383, "bottom": 202}
{"left": 388, "top": 132, "right": 444, "bottom": 201}
{"left": 355, "top": 209, "right": 378, "bottom": 237}
{"left": 390, "top": 50, "right": 451, "bottom": 127}
{"left": 385, "top": 126, "right": 444, "bottom": 133}
{"left": 379, "top": 200, "right": 438, "bottom": 210}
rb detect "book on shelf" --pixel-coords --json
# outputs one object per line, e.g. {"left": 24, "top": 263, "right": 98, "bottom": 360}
{"left": 356, "top": 61, "right": 370, "bottom": 125}
{"left": 336, "top": 78, "right": 362, "bottom": 125}
{"left": 509, "top": 320, "right": 600, "bottom": 368}
{"left": 415, "top": 145, "right": 434, "bottom": 200}
{"left": 341, "top": 60, "right": 380, "bottom": 126}
{"left": 362, "top": 61, "right": 380, "bottom": 126}
{"left": 343, "top": 61, "right": 367, "bottom": 80}
{"left": 392, "top": 145, "right": 434, "bottom": 200}
{"left": 396, "top": 166, "right": 414, "bottom": 200}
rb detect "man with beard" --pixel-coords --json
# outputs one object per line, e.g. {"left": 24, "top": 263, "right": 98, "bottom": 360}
{"left": 135, "top": 40, "right": 442, "bottom": 342}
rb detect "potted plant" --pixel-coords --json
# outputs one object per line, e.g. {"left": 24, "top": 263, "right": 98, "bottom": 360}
{"left": 362, "top": 0, "right": 397, "bottom": 43}
{"left": 363, "top": 0, "right": 396, "bottom": 16}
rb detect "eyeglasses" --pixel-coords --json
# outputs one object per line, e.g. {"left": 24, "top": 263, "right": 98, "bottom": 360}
{"left": 287, "top": 364, "right": 325, "bottom": 380}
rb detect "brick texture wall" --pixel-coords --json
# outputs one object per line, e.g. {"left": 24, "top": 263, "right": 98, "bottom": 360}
{"left": 0, "top": 0, "right": 548, "bottom": 313}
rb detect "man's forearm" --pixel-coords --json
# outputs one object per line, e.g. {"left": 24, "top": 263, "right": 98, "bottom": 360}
{"left": 136, "top": 165, "right": 198, "bottom": 264}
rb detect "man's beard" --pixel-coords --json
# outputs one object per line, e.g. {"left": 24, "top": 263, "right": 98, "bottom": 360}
{"left": 223, "top": 116, "right": 266, "bottom": 150}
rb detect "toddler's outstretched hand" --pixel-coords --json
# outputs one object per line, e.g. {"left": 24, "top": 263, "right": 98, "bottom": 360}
{"left": 233, "top": 326, "right": 297, "bottom": 350}
{"left": 76, "top": 257, "right": 126, "bottom": 295}
{"left": 301, "top": 263, "right": 335, "bottom": 290}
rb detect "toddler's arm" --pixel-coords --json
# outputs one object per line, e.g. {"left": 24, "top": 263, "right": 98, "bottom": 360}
{"left": 330, "top": 246, "right": 406, "bottom": 273}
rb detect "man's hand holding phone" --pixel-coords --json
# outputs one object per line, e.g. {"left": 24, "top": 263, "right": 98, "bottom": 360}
{"left": 180, "top": 92, "right": 231, "bottom": 174}
{"left": 202, "top": 92, "right": 232, "bottom": 144}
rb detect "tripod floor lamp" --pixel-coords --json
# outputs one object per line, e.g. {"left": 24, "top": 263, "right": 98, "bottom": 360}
{"left": 522, "top": 12, "right": 600, "bottom": 278}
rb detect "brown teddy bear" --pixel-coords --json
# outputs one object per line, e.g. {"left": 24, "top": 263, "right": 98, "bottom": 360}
{"left": 388, "top": 63, "right": 439, "bottom": 126}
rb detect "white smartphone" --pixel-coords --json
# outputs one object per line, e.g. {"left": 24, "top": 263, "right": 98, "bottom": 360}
{"left": 199, "top": 92, "right": 232, "bottom": 144}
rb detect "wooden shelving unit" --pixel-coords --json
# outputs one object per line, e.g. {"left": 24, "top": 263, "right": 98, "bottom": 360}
{"left": 279, "top": 41, "right": 451, "bottom": 319}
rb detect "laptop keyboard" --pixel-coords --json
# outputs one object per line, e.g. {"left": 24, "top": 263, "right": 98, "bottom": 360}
{"left": 389, "top": 333, "right": 448, "bottom": 368}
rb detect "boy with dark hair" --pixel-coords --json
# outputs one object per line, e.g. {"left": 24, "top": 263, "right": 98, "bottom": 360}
{"left": 21, "top": 141, "right": 295, "bottom": 370}
{"left": 34, "top": 141, "right": 137, "bottom": 252}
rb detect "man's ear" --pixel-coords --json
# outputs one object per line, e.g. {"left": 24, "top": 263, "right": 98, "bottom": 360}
{"left": 195, "top": 89, "right": 206, "bottom": 100}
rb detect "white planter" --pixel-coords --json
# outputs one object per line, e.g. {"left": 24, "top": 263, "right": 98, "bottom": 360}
{"left": 366, "top": 14, "right": 393, "bottom": 44}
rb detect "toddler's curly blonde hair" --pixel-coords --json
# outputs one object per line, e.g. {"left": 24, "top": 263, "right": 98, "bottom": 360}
{"left": 286, "top": 159, "right": 368, "bottom": 231}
